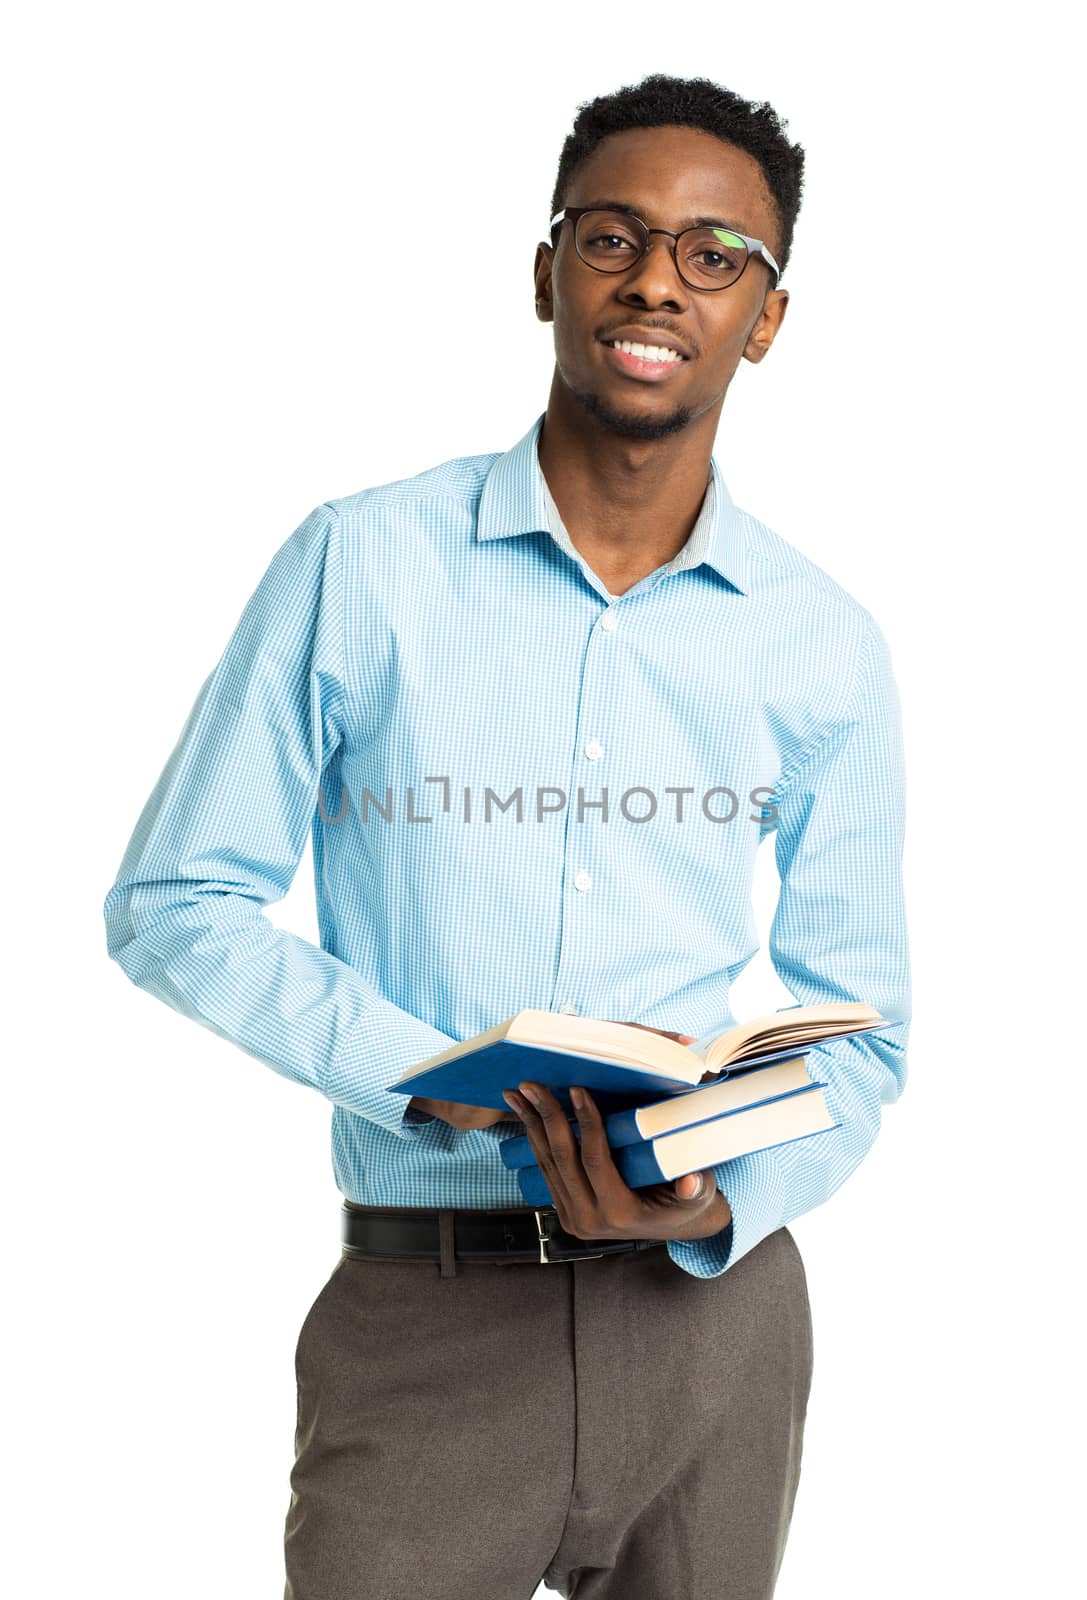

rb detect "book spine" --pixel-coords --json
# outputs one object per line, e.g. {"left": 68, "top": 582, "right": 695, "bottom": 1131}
{"left": 515, "top": 1163, "right": 555, "bottom": 1207}
{"left": 511, "top": 1140, "right": 665, "bottom": 1195}
{"left": 500, "top": 1119, "right": 578, "bottom": 1172}
{"left": 514, "top": 1120, "right": 843, "bottom": 1200}
{"left": 599, "top": 1104, "right": 644, "bottom": 1148}
{"left": 617, "top": 1140, "right": 669, "bottom": 1187}
{"left": 499, "top": 1082, "right": 829, "bottom": 1170}
{"left": 500, "top": 1103, "right": 643, "bottom": 1168}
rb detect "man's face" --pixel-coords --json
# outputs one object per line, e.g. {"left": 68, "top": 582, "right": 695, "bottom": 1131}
{"left": 534, "top": 125, "right": 789, "bottom": 442}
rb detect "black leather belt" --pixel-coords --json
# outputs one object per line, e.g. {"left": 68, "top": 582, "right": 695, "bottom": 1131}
{"left": 341, "top": 1200, "right": 667, "bottom": 1271}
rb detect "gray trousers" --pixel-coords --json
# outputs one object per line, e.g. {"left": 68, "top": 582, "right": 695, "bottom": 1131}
{"left": 283, "top": 1222, "right": 813, "bottom": 1600}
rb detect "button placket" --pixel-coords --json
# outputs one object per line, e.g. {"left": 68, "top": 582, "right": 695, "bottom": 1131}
{"left": 549, "top": 609, "right": 614, "bottom": 1016}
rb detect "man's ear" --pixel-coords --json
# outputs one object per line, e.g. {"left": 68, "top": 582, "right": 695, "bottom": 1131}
{"left": 743, "top": 287, "right": 788, "bottom": 365}
{"left": 534, "top": 242, "right": 554, "bottom": 323}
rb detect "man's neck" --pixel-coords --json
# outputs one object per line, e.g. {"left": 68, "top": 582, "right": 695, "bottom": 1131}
{"left": 536, "top": 395, "right": 718, "bottom": 596}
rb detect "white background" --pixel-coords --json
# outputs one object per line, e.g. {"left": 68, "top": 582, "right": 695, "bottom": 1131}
{"left": 5, "top": 2, "right": 1082, "bottom": 1595}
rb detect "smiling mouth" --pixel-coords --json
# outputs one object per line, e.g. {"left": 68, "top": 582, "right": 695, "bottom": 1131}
{"left": 598, "top": 338, "right": 690, "bottom": 382}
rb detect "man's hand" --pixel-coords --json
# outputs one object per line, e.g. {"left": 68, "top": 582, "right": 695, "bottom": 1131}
{"left": 407, "top": 1096, "right": 520, "bottom": 1131}
{"left": 498, "top": 1023, "right": 732, "bottom": 1244}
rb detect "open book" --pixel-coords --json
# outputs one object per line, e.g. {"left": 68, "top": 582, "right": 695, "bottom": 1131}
{"left": 386, "top": 1001, "right": 884, "bottom": 1116}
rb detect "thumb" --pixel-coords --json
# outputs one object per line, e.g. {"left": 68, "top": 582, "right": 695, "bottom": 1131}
{"left": 675, "top": 1172, "right": 704, "bottom": 1201}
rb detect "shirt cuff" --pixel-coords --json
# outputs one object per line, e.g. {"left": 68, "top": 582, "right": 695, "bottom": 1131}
{"left": 402, "top": 1103, "right": 438, "bottom": 1126}
{"left": 665, "top": 1185, "right": 735, "bottom": 1278}
{"left": 322, "top": 1002, "right": 459, "bottom": 1139}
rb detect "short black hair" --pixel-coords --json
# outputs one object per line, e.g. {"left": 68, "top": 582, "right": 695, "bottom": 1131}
{"left": 549, "top": 73, "right": 806, "bottom": 283}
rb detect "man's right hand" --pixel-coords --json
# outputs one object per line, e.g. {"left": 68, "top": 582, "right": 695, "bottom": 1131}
{"left": 409, "top": 1023, "right": 704, "bottom": 1129}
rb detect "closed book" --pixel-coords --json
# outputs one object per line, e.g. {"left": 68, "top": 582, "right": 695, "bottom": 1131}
{"left": 513, "top": 1085, "right": 839, "bottom": 1206}
{"left": 386, "top": 1001, "right": 884, "bottom": 1118}
{"left": 499, "top": 1053, "right": 817, "bottom": 1169}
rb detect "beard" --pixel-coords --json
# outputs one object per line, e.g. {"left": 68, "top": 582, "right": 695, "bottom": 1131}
{"left": 566, "top": 378, "right": 696, "bottom": 442}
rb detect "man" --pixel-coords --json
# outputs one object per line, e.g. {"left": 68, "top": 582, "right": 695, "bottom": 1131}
{"left": 103, "top": 72, "right": 910, "bottom": 1600}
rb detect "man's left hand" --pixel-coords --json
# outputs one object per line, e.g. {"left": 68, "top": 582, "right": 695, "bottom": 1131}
{"left": 501, "top": 1080, "right": 732, "bottom": 1244}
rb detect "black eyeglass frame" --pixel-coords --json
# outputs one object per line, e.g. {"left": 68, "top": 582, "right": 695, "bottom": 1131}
{"left": 548, "top": 206, "right": 781, "bottom": 291}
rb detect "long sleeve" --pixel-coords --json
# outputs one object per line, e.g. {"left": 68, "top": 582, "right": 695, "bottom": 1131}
{"left": 667, "top": 614, "right": 911, "bottom": 1278}
{"left": 102, "top": 503, "right": 457, "bottom": 1138}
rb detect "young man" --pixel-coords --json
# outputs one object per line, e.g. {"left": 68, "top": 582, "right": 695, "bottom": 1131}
{"left": 104, "top": 73, "right": 910, "bottom": 1600}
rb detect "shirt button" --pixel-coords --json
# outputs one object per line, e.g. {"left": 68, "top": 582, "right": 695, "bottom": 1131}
{"left": 585, "top": 738, "right": 604, "bottom": 760}
{"left": 558, "top": 1002, "right": 578, "bottom": 1015}
{"left": 600, "top": 611, "right": 617, "bottom": 633}
{"left": 573, "top": 869, "right": 592, "bottom": 892}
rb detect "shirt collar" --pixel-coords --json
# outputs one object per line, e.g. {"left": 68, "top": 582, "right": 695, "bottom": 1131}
{"left": 476, "top": 411, "right": 751, "bottom": 595}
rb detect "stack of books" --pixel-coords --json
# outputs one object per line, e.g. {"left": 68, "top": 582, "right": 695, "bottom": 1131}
{"left": 388, "top": 1001, "right": 885, "bottom": 1204}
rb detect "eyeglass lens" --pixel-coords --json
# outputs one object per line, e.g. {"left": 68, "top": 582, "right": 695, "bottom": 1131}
{"left": 574, "top": 209, "right": 748, "bottom": 290}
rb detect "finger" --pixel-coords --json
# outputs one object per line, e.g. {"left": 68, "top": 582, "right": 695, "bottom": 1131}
{"left": 567, "top": 1087, "right": 634, "bottom": 1213}
{"left": 501, "top": 1087, "right": 570, "bottom": 1210}
{"left": 509, "top": 1082, "right": 587, "bottom": 1220}
{"left": 502, "top": 1088, "right": 569, "bottom": 1190}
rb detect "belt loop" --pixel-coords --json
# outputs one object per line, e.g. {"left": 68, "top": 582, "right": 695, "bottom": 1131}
{"left": 438, "top": 1210, "right": 457, "bottom": 1278}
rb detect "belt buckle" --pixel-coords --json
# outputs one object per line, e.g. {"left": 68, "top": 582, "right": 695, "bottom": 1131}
{"left": 533, "top": 1208, "right": 607, "bottom": 1264}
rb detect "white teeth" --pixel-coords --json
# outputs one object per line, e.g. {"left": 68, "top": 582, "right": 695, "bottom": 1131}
{"left": 608, "top": 340, "right": 683, "bottom": 363}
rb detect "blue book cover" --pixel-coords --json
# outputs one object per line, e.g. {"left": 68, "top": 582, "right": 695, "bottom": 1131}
{"left": 390, "top": 1024, "right": 877, "bottom": 1126}
{"left": 388, "top": 1037, "right": 706, "bottom": 1118}
{"left": 512, "top": 1089, "right": 840, "bottom": 1205}
{"left": 499, "top": 1056, "right": 820, "bottom": 1168}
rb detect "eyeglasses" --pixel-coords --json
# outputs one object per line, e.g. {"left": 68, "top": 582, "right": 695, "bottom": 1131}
{"left": 548, "top": 206, "right": 780, "bottom": 292}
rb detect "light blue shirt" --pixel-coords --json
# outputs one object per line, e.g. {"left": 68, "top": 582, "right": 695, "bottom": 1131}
{"left": 103, "top": 412, "right": 910, "bottom": 1278}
